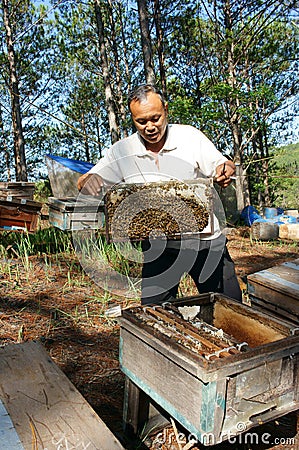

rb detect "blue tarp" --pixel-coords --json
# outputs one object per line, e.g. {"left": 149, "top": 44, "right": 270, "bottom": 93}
{"left": 46, "top": 154, "right": 94, "bottom": 174}
{"left": 240, "top": 205, "right": 263, "bottom": 226}
{"left": 241, "top": 205, "right": 298, "bottom": 226}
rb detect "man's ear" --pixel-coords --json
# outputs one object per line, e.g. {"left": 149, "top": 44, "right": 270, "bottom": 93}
{"left": 165, "top": 102, "right": 168, "bottom": 114}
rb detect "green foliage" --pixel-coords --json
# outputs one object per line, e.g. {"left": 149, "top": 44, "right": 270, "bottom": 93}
{"left": 269, "top": 142, "right": 299, "bottom": 208}
{"left": 34, "top": 179, "right": 52, "bottom": 202}
{"left": 0, "top": 0, "right": 298, "bottom": 208}
{"left": 167, "top": 79, "right": 202, "bottom": 127}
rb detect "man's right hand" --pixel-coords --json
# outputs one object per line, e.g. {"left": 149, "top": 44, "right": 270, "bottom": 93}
{"left": 77, "top": 173, "right": 103, "bottom": 196}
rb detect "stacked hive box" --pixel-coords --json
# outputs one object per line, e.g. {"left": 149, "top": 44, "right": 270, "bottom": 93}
{"left": 0, "top": 182, "right": 42, "bottom": 232}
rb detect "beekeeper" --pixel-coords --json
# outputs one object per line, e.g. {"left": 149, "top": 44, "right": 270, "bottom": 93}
{"left": 78, "top": 84, "right": 242, "bottom": 304}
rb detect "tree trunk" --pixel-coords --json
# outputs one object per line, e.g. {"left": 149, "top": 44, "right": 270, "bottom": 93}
{"left": 234, "top": 151, "right": 250, "bottom": 212}
{"left": 153, "top": 0, "right": 167, "bottom": 97}
{"left": 2, "top": 0, "right": 27, "bottom": 181}
{"left": 251, "top": 137, "right": 263, "bottom": 209}
{"left": 80, "top": 112, "right": 90, "bottom": 161}
{"left": 117, "top": 1, "right": 131, "bottom": 95}
{"left": 0, "top": 105, "right": 11, "bottom": 181}
{"left": 95, "top": 114, "right": 102, "bottom": 159}
{"left": 137, "top": 0, "right": 156, "bottom": 85}
{"left": 262, "top": 126, "right": 271, "bottom": 206}
{"left": 107, "top": 0, "right": 128, "bottom": 136}
{"left": 94, "top": 0, "right": 120, "bottom": 144}
{"left": 224, "top": 0, "right": 249, "bottom": 211}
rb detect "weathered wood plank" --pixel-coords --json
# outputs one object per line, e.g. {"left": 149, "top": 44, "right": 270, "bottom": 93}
{"left": 0, "top": 341, "right": 124, "bottom": 450}
{"left": 0, "top": 182, "right": 35, "bottom": 201}
{"left": 0, "top": 182, "right": 35, "bottom": 189}
{"left": 0, "top": 197, "right": 42, "bottom": 209}
{"left": 248, "top": 258, "right": 299, "bottom": 296}
{"left": 249, "top": 268, "right": 299, "bottom": 294}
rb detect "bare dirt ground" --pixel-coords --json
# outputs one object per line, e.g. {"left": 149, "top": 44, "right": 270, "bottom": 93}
{"left": 0, "top": 227, "right": 298, "bottom": 450}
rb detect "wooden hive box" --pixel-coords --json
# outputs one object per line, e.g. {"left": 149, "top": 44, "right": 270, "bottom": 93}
{"left": 247, "top": 258, "right": 299, "bottom": 322}
{"left": 119, "top": 294, "right": 299, "bottom": 446}
{"left": 0, "top": 197, "right": 42, "bottom": 232}
{"left": 0, "top": 182, "right": 35, "bottom": 200}
{"left": 48, "top": 196, "right": 105, "bottom": 231}
{"left": 0, "top": 341, "right": 124, "bottom": 450}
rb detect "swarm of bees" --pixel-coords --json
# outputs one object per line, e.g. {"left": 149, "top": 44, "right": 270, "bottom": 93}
{"left": 105, "top": 180, "right": 210, "bottom": 241}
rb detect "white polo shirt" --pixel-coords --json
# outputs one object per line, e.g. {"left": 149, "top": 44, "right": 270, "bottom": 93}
{"left": 90, "top": 124, "right": 228, "bottom": 240}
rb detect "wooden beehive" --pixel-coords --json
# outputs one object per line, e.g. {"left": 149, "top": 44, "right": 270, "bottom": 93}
{"left": 119, "top": 294, "right": 299, "bottom": 445}
{"left": 105, "top": 178, "right": 214, "bottom": 243}
{"left": 247, "top": 258, "right": 299, "bottom": 322}
{"left": 48, "top": 196, "right": 105, "bottom": 231}
{"left": 0, "top": 197, "right": 42, "bottom": 232}
{"left": 0, "top": 182, "right": 35, "bottom": 200}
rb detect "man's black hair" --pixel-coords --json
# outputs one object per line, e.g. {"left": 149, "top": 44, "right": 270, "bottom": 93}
{"left": 128, "top": 84, "right": 166, "bottom": 108}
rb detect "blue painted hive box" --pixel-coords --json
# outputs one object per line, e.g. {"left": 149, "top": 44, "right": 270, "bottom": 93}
{"left": 119, "top": 293, "right": 299, "bottom": 446}
{"left": 48, "top": 196, "right": 104, "bottom": 231}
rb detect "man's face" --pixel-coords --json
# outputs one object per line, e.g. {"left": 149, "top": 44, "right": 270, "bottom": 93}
{"left": 129, "top": 92, "right": 168, "bottom": 152}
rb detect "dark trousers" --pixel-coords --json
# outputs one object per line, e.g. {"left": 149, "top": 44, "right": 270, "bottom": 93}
{"left": 141, "top": 235, "right": 242, "bottom": 305}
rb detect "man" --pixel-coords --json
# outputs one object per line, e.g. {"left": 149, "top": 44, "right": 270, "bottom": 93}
{"left": 78, "top": 84, "right": 242, "bottom": 304}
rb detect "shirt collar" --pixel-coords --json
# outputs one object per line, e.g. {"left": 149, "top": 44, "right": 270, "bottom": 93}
{"left": 133, "top": 125, "right": 177, "bottom": 157}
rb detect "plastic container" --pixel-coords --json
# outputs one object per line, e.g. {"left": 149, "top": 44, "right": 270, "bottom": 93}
{"left": 240, "top": 205, "right": 262, "bottom": 226}
{"left": 279, "top": 223, "right": 299, "bottom": 241}
{"left": 263, "top": 207, "right": 277, "bottom": 219}
{"left": 46, "top": 154, "right": 94, "bottom": 198}
{"left": 284, "top": 209, "right": 298, "bottom": 217}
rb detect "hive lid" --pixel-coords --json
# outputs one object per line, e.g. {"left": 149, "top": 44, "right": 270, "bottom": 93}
{"left": 48, "top": 195, "right": 104, "bottom": 212}
{"left": 247, "top": 258, "right": 299, "bottom": 322}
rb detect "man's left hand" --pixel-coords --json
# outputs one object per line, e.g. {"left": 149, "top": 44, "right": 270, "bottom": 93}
{"left": 215, "top": 161, "right": 236, "bottom": 188}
